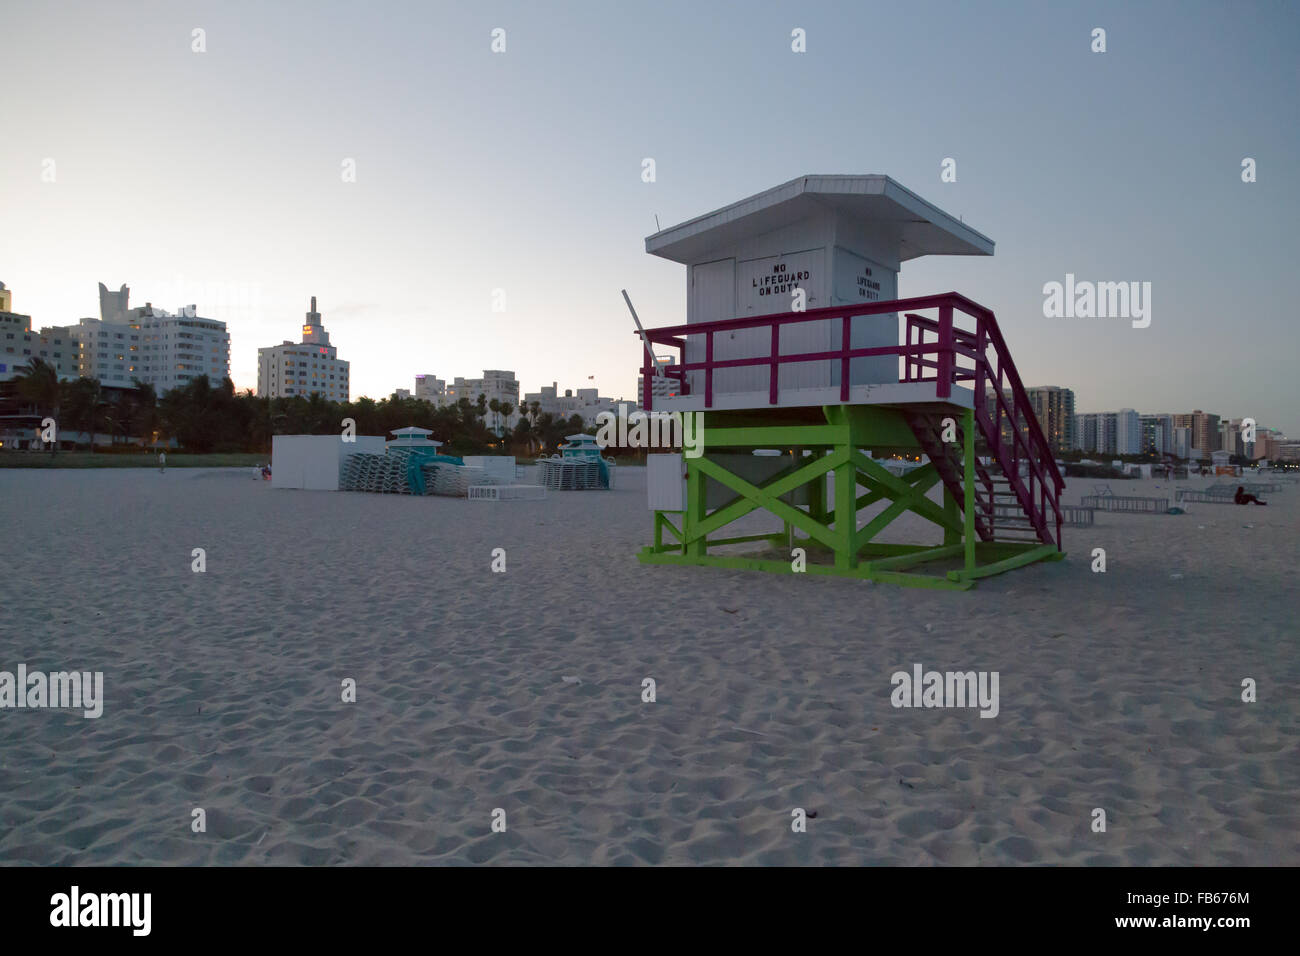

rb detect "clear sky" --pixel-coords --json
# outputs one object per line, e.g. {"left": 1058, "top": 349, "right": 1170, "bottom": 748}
{"left": 2, "top": 0, "right": 1296, "bottom": 432}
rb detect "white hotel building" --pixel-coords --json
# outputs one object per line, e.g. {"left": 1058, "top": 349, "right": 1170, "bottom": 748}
{"left": 3, "top": 282, "right": 231, "bottom": 388}
{"left": 257, "top": 297, "right": 350, "bottom": 401}
{"left": 415, "top": 369, "right": 519, "bottom": 435}
{"left": 522, "top": 382, "right": 620, "bottom": 427}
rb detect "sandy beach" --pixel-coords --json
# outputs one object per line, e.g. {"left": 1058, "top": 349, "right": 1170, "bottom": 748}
{"left": 0, "top": 467, "right": 1296, "bottom": 865}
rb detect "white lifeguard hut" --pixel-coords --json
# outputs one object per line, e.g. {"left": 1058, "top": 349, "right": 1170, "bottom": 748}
{"left": 635, "top": 174, "right": 1066, "bottom": 588}
{"left": 645, "top": 174, "right": 993, "bottom": 410}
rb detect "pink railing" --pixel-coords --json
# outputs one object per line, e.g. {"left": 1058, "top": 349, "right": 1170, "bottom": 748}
{"left": 637, "top": 292, "right": 1064, "bottom": 547}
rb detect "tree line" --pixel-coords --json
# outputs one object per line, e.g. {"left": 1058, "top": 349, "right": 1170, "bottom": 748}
{"left": 8, "top": 358, "right": 598, "bottom": 457}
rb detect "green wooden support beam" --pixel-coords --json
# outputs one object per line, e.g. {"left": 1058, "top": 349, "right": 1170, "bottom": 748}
{"left": 692, "top": 454, "right": 844, "bottom": 551}
{"left": 862, "top": 543, "right": 964, "bottom": 572}
{"left": 684, "top": 458, "right": 707, "bottom": 557}
{"left": 853, "top": 467, "right": 942, "bottom": 552}
{"left": 636, "top": 549, "right": 975, "bottom": 589}
{"left": 833, "top": 455, "right": 857, "bottom": 570}
{"left": 851, "top": 451, "right": 960, "bottom": 533}
{"left": 947, "top": 542, "right": 1061, "bottom": 582}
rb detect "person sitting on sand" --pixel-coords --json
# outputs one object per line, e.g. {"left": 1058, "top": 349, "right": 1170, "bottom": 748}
{"left": 1234, "top": 485, "right": 1266, "bottom": 505}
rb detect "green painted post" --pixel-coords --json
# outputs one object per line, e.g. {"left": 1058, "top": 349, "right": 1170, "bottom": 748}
{"left": 834, "top": 448, "right": 856, "bottom": 571}
{"left": 963, "top": 407, "right": 977, "bottom": 572}
{"left": 685, "top": 456, "right": 707, "bottom": 557}
{"left": 807, "top": 450, "right": 825, "bottom": 526}
{"left": 943, "top": 485, "right": 960, "bottom": 546}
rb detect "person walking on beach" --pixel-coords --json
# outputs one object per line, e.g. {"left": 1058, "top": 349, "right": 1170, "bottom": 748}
{"left": 1234, "top": 485, "right": 1266, "bottom": 505}
{"left": 158, "top": 450, "right": 166, "bottom": 473}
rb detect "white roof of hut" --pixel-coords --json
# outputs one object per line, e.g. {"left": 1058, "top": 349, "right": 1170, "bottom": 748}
{"left": 645, "top": 174, "right": 994, "bottom": 264}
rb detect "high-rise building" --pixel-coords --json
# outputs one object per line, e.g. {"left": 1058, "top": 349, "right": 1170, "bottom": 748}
{"left": 1115, "top": 408, "right": 1142, "bottom": 455}
{"left": 257, "top": 297, "right": 349, "bottom": 400}
{"left": 1024, "top": 386, "right": 1075, "bottom": 454}
{"left": 6, "top": 282, "right": 230, "bottom": 389}
{"left": 1173, "top": 410, "right": 1220, "bottom": 453}
{"left": 1073, "top": 409, "right": 1142, "bottom": 455}
{"left": 1140, "top": 414, "right": 1174, "bottom": 455}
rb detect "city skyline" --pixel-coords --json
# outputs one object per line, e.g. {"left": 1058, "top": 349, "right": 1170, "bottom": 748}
{"left": 2, "top": 1, "right": 1297, "bottom": 434}
{"left": 2, "top": 277, "right": 1290, "bottom": 443}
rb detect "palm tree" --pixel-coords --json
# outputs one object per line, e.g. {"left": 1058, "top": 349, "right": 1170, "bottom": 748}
{"left": 487, "top": 398, "right": 503, "bottom": 437}
{"left": 60, "top": 377, "right": 103, "bottom": 451}
{"left": 132, "top": 380, "right": 158, "bottom": 448}
{"left": 14, "top": 359, "right": 61, "bottom": 447}
{"left": 106, "top": 389, "right": 138, "bottom": 446}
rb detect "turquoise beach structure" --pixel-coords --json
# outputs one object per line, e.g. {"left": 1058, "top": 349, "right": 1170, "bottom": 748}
{"left": 537, "top": 434, "right": 615, "bottom": 490}
{"left": 633, "top": 175, "right": 1066, "bottom": 589}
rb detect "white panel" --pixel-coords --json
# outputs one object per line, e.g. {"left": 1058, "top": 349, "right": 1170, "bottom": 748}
{"left": 647, "top": 453, "right": 686, "bottom": 511}
{"left": 832, "top": 247, "right": 899, "bottom": 385}
{"left": 688, "top": 259, "right": 736, "bottom": 396}
{"left": 273, "top": 435, "right": 385, "bottom": 490}
{"left": 742, "top": 248, "right": 828, "bottom": 391}
{"left": 462, "top": 455, "right": 516, "bottom": 484}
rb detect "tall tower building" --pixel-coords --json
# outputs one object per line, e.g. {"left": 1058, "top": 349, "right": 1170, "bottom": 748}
{"left": 1024, "top": 386, "right": 1075, "bottom": 455}
{"left": 257, "top": 296, "right": 350, "bottom": 400}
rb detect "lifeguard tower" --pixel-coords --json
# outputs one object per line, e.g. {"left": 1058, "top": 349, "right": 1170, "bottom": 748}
{"left": 636, "top": 175, "right": 1064, "bottom": 589}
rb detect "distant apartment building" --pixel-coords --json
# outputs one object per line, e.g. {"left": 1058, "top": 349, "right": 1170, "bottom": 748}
{"left": 4, "top": 281, "right": 229, "bottom": 389}
{"left": 1024, "top": 386, "right": 1075, "bottom": 454}
{"left": 1173, "top": 426, "right": 1193, "bottom": 460}
{"left": 78, "top": 282, "right": 230, "bottom": 389}
{"left": 1219, "top": 418, "right": 1242, "bottom": 458}
{"left": 1251, "top": 427, "right": 1288, "bottom": 461}
{"left": 523, "top": 382, "right": 618, "bottom": 427}
{"left": 1274, "top": 441, "right": 1300, "bottom": 462}
{"left": 1140, "top": 413, "right": 1174, "bottom": 455}
{"left": 257, "top": 297, "right": 349, "bottom": 401}
{"left": 1, "top": 284, "right": 47, "bottom": 381}
{"left": 414, "top": 374, "right": 446, "bottom": 401}
{"left": 1074, "top": 409, "right": 1142, "bottom": 455}
{"left": 1173, "top": 410, "right": 1220, "bottom": 453}
{"left": 2, "top": 282, "right": 77, "bottom": 382}
{"left": 416, "top": 369, "right": 519, "bottom": 435}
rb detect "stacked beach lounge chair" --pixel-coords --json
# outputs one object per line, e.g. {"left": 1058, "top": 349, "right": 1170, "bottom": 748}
{"left": 537, "top": 434, "right": 615, "bottom": 490}
{"left": 339, "top": 427, "right": 545, "bottom": 499}
{"left": 339, "top": 426, "right": 464, "bottom": 495}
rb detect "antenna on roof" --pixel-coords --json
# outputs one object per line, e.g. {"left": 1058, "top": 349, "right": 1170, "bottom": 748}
{"left": 621, "top": 289, "right": 665, "bottom": 379}
{"left": 654, "top": 214, "right": 661, "bottom": 232}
